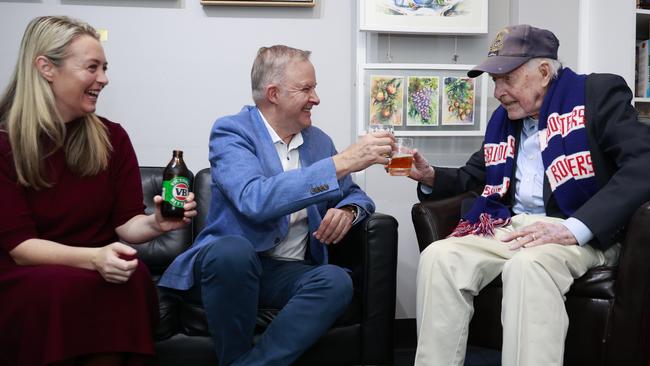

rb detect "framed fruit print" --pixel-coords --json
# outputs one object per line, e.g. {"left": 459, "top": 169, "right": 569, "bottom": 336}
{"left": 358, "top": 63, "right": 488, "bottom": 136}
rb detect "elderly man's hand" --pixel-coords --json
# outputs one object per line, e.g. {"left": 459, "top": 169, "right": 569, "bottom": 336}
{"left": 501, "top": 221, "right": 578, "bottom": 250}
{"left": 408, "top": 150, "right": 435, "bottom": 186}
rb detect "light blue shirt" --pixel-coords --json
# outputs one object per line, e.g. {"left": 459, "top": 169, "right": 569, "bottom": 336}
{"left": 512, "top": 118, "right": 545, "bottom": 215}
{"left": 513, "top": 118, "right": 593, "bottom": 246}
{"left": 420, "top": 117, "right": 594, "bottom": 246}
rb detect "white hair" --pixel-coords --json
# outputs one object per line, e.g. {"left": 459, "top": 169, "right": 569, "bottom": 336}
{"left": 525, "top": 58, "right": 563, "bottom": 79}
{"left": 250, "top": 45, "right": 311, "bottom": 103}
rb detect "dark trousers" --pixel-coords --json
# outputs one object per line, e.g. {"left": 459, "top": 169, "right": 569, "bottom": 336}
{"left": 191, "top": 235, "right": 353, "bottom": 366}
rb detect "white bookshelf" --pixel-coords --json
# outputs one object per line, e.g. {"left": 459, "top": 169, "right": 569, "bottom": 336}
{"left": 635, "top": 8, "right": 650, "bottom": 106}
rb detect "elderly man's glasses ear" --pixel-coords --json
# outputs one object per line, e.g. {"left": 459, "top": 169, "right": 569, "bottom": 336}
{"left": 538, "top": 62, "right": 552, "bottom": 81}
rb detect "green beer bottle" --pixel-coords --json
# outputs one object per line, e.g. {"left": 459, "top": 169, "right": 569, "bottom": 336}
{"left": 162, "top": 150, "right": 191, "bottom": 218}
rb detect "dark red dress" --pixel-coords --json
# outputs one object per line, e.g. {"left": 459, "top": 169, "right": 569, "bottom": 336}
{"left": 0, "top": 118, "right": 158, "bottom": 365}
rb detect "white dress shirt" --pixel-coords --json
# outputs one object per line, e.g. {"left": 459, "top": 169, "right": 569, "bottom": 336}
{"left": 258, "top": 111, "right": 309, "bottom": 261}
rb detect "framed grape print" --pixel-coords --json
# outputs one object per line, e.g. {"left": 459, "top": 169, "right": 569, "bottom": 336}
{"left": 357, "top": 63, "right": 488, "bottom": 136}
{"left": 407, "top": 76, "right": 440, "bottom": 126}
{"left": 359, "top": 0, "right": 488, "bottom": 35}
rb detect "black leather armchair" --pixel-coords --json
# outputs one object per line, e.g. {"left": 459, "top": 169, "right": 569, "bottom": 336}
{"left": 411, "top": 192, "right": 650, "bottom": 366}
{"left": 135, "top": 167, "right": 399, "bottom": 366}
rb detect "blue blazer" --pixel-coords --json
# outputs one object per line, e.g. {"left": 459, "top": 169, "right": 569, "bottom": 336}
{"left": 159, "top": 106, "right": 375, "bottom": 290}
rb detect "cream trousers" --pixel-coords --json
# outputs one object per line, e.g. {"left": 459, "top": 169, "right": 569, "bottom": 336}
{"left": 415, "top": 214, "right": 620, "bottom": 366}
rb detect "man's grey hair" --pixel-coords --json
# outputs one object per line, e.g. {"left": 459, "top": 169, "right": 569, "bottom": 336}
{"left": 525, "top": 57, "right": 563, "bottom": 79}
{"left": 251, "top": 45, "right": 311, "bottom": 103}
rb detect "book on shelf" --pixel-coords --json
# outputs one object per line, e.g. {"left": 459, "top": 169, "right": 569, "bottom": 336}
{"left": 636, "top": 40, "right": 650, "bottom": 98}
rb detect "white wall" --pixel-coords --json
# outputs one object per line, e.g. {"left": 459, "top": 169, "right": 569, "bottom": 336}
{"left": 515, "top": 0, "right": 636, "bottom": 87}
{"left": 0, "top": 0, "right": 356, "bottom": 173}
{"left": 514, "top": 0, "right": 580, "bottom": 69}
{"left": 577, "top": 0, "right": 635, "bottom": 86}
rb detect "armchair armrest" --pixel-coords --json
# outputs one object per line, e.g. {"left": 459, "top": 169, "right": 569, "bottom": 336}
{"left": 606, "top": 201, "right": 650, "bottom": 366}
{"left": 411, "top": 192, "right": 476, "bottom": 252}
{"left": 328, "top": 212, "right": 398, "bottom": 365}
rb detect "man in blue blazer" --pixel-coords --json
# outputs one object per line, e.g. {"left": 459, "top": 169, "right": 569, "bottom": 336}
{"left": 159, "top": 45, "right": 393, "bottom": 366}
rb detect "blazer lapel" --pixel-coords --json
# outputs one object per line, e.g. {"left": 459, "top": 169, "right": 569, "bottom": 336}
{"left": 543, "top": 174, "right": 552, "bottom": 207}
{"left": 251, "top": 107, "right": 284, "bottom": 176}
{"left": 298, "top": 127, "right": 314, "bottom": 167}
{"left": 298, "top": 128, "right": 328, "bottom": 264}
{"left": 508, "top": 121, "right": 523, "bottom": 207}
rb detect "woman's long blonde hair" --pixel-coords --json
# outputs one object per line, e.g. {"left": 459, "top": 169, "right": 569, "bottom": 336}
{"left": 0, "top": 16, "right": 111, "bottom": 189}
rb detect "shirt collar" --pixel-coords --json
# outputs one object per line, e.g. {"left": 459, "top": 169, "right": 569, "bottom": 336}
{"left": 258, "top": 109, "right": 304, "bottom": 149}
{"left": 523, "top": 116, "right": 538, "bottom": 136}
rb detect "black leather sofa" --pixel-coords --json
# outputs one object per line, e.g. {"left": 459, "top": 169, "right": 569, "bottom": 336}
{"left": 134, "top": 167, "right": 399, "bottom": 366}
{"left": 411, "top": 191, "right": 650, "bottom": 366}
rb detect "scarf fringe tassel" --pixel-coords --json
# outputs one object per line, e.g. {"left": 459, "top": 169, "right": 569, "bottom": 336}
{"left": 448, "top": 213, "right": 511, "bottom": 238}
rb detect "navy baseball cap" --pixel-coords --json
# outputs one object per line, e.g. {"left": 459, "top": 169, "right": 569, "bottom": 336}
{"left": 468, "top": 24, "right": 559, "bottom": 78}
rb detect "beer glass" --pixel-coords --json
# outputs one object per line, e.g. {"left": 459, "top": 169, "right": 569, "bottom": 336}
{"left": 388, "top": 137, "right": 414, "bottom": 176}
{"left": 367, "top": 124, "right": 394, "bottom": 158}
{"left": 367, "top": 123, "right": 394, "bottom": 135}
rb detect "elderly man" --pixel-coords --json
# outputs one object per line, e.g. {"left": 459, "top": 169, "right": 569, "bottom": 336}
{"left": 159, "top": 45, "right": 392, "bottom": 365}
{"left": 409, "top": 25, "right": 650, "bottom": 366}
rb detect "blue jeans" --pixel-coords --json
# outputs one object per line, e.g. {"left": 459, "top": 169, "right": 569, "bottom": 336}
{"left": 191, "top": 235, "right": 353, "bottom": 366}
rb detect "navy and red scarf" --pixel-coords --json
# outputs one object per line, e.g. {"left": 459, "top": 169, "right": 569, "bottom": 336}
{"left": 450, "top": 67, "right": 598, "bottom": 237}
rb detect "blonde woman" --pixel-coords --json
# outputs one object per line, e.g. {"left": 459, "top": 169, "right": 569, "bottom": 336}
{"left": 0, "top": 16, "right": 196, "bottom": 366}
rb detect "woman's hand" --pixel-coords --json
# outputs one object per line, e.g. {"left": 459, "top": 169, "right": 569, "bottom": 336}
{"left": 92, "top": 243, "right": 139, "bottom": 283}
{"left": 153, "top": 192, "right": 198, "bottom": 232}
{"left": 115, "top": 193, "right": 197, "bottom": 244}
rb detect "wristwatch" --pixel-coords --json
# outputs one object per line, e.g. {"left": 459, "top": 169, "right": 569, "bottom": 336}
{"left": 341, "top": 205, "right": 358, "bottom": 222}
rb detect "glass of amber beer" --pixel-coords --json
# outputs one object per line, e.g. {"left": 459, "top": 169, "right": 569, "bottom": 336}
{"left": 367, "top": 123, "right": 394, "bottom": 135}
{"left": 367, "top": 123, "right": 394, "bottom": 158}
{"left": 388, "top": 137, "right": 414, "bottom": 176}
